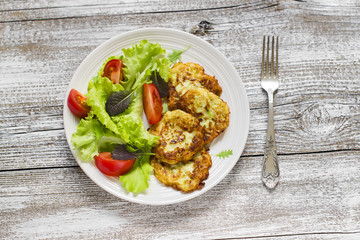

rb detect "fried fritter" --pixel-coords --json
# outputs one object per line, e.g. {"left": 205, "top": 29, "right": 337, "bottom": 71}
{"left": 150, "top": 148, "right": 212, "bottom": 192}
{"left": 168, "top": 62, "right": 222, "bottom": 110}
{"left": 149, "top": 110, "right": 204, "bottom": 164}
{"left": 180, "top": 88, "right": 230, "bottom": 145}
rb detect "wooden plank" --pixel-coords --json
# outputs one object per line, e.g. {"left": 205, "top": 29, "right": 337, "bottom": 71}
{"left": 2, "top": 0, "right": 360, "bottom": 23}
{"left": 1, "top": 2, "right": 360, "bottom": 170}
{"left": 1, "top": 151, "right": 360, "bottom": 239}
{"left": 0, "top": 0, "right": 271, "bottom": 22}
{"left": 1, "top": 0, "right": 360, "bottom": 239}
{"left": 1, "top": 97, "right": 359, "bottom": 170}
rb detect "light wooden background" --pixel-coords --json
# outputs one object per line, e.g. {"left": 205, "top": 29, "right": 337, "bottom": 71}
{"left": 1, "top": 0, "right": 360, "bottom": 239}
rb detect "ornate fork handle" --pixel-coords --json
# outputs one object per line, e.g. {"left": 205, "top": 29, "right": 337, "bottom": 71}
{"left": 262, "top": 89, "right": 280, "bottom": 189}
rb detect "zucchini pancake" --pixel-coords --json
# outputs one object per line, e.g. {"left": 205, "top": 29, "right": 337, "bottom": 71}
{"left": 168, "top": 62, "right": 222, "bottom": 110}
{"left": 149, "top": 110, "right": 204, "bottom": 165}
{"left": 180, "top": 88, "right": 230, "bottom": 145}
{"left": 150, "top": 62, "right": 230, "bottom": 193}
{"left": 151, "top": 148, "right": 212, "bottom": 192}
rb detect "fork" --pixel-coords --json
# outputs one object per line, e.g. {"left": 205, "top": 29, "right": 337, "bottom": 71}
{"left": 261, "top": 36, "right": 280, "bottom": 190}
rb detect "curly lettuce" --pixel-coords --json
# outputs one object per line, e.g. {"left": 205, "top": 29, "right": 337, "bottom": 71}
{"left": 122, "top": 39, "right": 172, "bottom": 90}
{"left": 71, "top": 40, "right": 175, "bottom": 193}
{"left": 71, "top": 116, "right": 124, "bottom": 162}
{"left": 120, "top": 154, "right": 153, "bottom": 193}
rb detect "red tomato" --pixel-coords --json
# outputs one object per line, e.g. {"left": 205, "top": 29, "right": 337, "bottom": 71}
{"left": 143, "top": 84, "right": 163, "bottom": 124}
{"left": 94, "top": 152, "right": 135, "bottom": 177}
{"left": 67, "top": 89, "right": 90, "bottom": 118}
{"left": 103, "top": 59, "right": 124, "bottom": 84}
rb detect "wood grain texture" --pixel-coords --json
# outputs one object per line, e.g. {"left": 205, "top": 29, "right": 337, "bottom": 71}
{"left": 1, "top": 0, "right": 360, "bottom": 239}
{"left": 1, "top": 151, "right": 360, "bottom": 239}
{"left": 0, "top": 0, "right": 271, "bottom": 22}
{"left": 1, "top": 1, "right": 360, "bottom": 169}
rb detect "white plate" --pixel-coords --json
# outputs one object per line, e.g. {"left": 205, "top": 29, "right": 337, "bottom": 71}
{"left": 63, "top": 28, "right": 250, "bottom": 205}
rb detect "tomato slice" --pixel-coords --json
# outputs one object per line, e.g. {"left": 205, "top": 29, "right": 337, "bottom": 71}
{"left": 94, "top": 152, "right": 136, "bottom": 177}
{"left": 67, "top": 89, "right": 91, "bottom": 118}
{"left": 103, "top": 59, "right": 124, "bottom": 84}
{"left": 143, "top": 83, "right": 163, "bottom": 124}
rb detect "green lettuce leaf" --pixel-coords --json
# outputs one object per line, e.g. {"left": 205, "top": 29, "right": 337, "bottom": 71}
{"left": 112, "top": 89, "right": 158, "bottom": 193}
{"left": 122, "top": 40, "right": 172, "bottom": 90}
{"left": 111, "top": 88, "right": 158, "bottom": 150}
{"left": 71, "top": 117, "right": 124, "bottom": 161}
{"left": 73, "top": 86, "right": 157, "bottom": 193}
{"left": 85, "top": 76, "right": 158, "bottom": 151}
{"left": 119, "top": 154, "right": 153, "bottom": 193}
{"left": 86, "top": 76, "right": 124, "bottom": 135}
{"left": 71, "top": 40, "right": 175, "bottom": 193}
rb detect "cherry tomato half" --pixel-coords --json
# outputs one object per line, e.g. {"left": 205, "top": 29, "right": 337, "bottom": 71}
{"left": 143, "top": 83, "right": 163, "bottom": 124}
{"left": 94, "top": 152, "right": 135, "bottom": 177}
{"left": 67, "top": 89, "right": 91, "bottom": 118}
{"left": 103, "top": 59, "right": 124, "bottom": 84}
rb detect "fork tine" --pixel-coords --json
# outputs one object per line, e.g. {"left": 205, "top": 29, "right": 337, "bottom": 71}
{"left": 261, "top": 36, "right": 265, "bottom": 79}
{"left": 262, "top": 36, "right": 279, "bottom": 79}
{"left": 266, "top": 36, "right": 270, "bottom": 78}
{"left": 276, "top": 36, "right": 279, "bottom": 78}
{"left": 271, "top": 36, "right": 275, "bottom": 78}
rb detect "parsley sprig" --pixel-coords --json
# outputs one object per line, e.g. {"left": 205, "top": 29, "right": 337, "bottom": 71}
{"left": 213, "top": 149, "right": 233, "bottom": 159}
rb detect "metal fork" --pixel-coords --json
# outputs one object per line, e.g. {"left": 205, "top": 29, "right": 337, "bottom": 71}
{"left": 261, "top": 36, "right": 280, "bottom": 190}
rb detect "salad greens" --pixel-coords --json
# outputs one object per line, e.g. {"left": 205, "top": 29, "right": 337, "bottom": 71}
{"left": 71, "top": 40, "right": 183, "bottom": 193}
{"left": 71, "top": 116, "right": 124, "bottom": 161}
{"left": 105, "top": 90, "right": 133, "bottom": 116}
{"left": 213, "top": 149, "right": 233, "bottom": 159}
{"left": 151, "top": 71, "right": 169, "bottom": 98}
{"left": 122, "top": 40, "right": 172, "bottom": 91}
{"left": 167, "top": 45, "right": 190, "bottom": 63}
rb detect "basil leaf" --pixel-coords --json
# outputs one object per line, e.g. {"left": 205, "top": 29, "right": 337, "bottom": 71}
{"left": 151, "top": 71, "right": 169, "bottom": 98}
{"left": 111, "top": 145, "right": 140, "bottom": 160}
{"left": 105, "top": 90, "right": 133, "bottom": 116}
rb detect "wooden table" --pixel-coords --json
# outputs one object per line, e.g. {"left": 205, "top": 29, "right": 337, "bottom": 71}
{"left": 1, "top": 0, "right": 360, "bottom": 239}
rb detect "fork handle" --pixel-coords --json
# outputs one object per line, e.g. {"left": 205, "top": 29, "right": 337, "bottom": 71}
{"left": 262, "top": 90, "right": 280, "bottom": 189}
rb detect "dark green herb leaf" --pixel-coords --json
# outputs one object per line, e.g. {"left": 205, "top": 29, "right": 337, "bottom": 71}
{"left": 111, "top": 144, "right": 155, "bottom": 160}
{"left": 111, "top": 145, "right": 140, "bottom": 160}
{"left": 151, "top": 71, "right": 169, "bottom": 98}
{"left": 105, "top": 90, "right": 133, "bottom": 116}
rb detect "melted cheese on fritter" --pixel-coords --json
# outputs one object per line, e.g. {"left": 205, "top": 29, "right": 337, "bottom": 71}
{"left": 149, "top": 110, "right": 204, "bottom": 164}
{"left": 174, "top": 79, "right": 202, "bottom": 97}
{"left": 150, "top": 148, "right": 212, "bottom": 192}
{"left": 180, "top": 88, "right": 230, "bottom": 145}
{"left": 168, "top": 62, "right": 222, "bottom": 110}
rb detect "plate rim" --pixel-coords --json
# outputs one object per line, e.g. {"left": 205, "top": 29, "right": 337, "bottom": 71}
{"left": 63, "top": 27, "right": 250, "bottom": 205}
